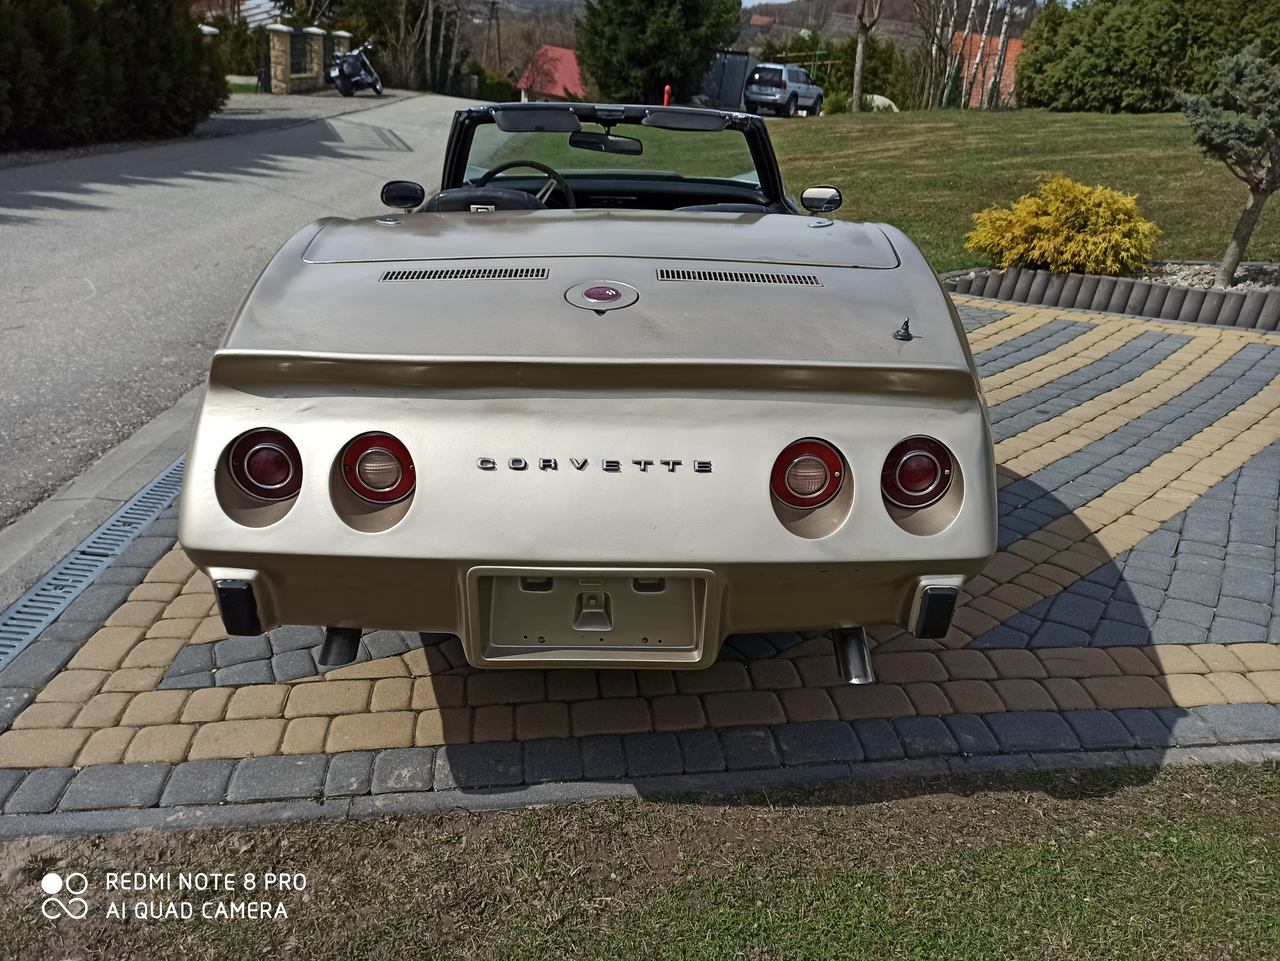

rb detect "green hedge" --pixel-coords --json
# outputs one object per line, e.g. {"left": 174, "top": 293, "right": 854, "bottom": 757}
{"left": 0, "top": 0, "right": 227, "bottom": 151}
{"left": 1017, "top": 0, "right": 1280, "bottom": 113}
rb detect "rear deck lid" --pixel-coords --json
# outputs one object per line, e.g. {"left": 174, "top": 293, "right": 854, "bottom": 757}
{"left": 302, "top": 210, "right": 900, "bottom": 270}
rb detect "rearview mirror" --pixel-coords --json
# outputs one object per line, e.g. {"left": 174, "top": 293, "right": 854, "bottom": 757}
{"left": 568, "top": 131, "right": 644, "bottom": 155}
{"left": 381, "top": 180, "right": 425, "bottom": 211}
{"left": 800, "top": 185, "right": 842, "bottom": 213}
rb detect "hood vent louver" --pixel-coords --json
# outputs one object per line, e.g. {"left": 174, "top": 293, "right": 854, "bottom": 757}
{"left": 380, "top": 267, "right": 549, "bottom": 282}
{"left": 656, "top": 268, "right": 822, "bottom": 286}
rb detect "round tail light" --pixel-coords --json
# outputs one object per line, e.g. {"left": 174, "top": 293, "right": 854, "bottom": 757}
{"left": 228, "top": 428, "right": 302, "bottom": 501}
{"left": 342, "top": 433, "right": 415, "bottom": 503}
{"left": 882, "top": 436, "right": 954, "bottom": 509}
{"left": 770, "top": 439, "right": 845, "bottom": 509}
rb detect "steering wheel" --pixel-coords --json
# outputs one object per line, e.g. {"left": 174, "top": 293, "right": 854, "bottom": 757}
{"left": 476, "top": 159, "right": 576, "bottom": 209}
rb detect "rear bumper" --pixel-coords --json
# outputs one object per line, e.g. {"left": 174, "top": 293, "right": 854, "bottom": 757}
{"left": 202, "top": 555, "right": 976, "bottom": 670}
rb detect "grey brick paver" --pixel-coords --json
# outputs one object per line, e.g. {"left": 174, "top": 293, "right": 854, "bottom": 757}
{"left": 677, "top": 730, "right": 726, "bottom": 773}
{"left": 719, "top": 726, "right": 781, "bottom": 770}
{"left": 623, "top": 732, "right": 683, "bottom": 777}
{"left": 228, "top": 755, "right": 328, "bottom": 802}
{"left": 1192, "top": 704, "right": 1280, "bottom": 744}
{"left": 433, "top": 743, "right": 523, "bottom": 790}
{"left": 371, "top": 748, "right": 435, "bottom": 794}
{"left": 580, "top": 735, "right": 626, "bottom": 779}
{"left": 324, "top": 752, "right": 374, "bottom": 796}
{"left": 944, "top": 715, "right": 1000, "bottom": 755}
{"left": 852, "top": 719, "right": 906, "bottom": 760}
{"left": 523, "top": 739, "right": 583, "bottom": 783}
{"left": 893, "top": 717, "right": 960, "bottom": 758}
{"left": 4, "top": 768, "right": 74, "bottom": 814}
{"left": 985, "top": 712, "right": 1081, "bottom": 753}
{"left": 774, "top": 721, "right": 862, "bottom": 765}
{"left": 1063, "top": 710, "right": 1136, "bottom": 750}
{"left": 160, "top": 759, "right": 237, "bottom": 806}
{"left": 60, "top": 763, "right": 170, "bottom": 811}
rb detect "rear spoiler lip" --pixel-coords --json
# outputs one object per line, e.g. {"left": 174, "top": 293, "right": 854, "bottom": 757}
{"left": 208, "top": 349, "right": 982, "bottom": 400}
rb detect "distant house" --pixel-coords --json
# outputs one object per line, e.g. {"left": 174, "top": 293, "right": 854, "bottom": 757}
{"left": 517, "top": 45, "right": 586, "bottom": 102}
{"left": 749, "top": 14, "right": 775, "bottom": 27}
{"left": 191, "top": 0, "right": 279, "bottom": 25}
{"left": 951, "top": 33, "right": 1024, "bottom": 107}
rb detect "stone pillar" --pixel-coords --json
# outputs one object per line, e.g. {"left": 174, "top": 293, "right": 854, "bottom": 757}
{"left": 303, "top": 26, "right": 326, "bottom": 87}
{"left": 265, "top": 23, "right": 292, "bottom": 95}
{"left": 332, "top": 30, "right": 352, "bottom": 56}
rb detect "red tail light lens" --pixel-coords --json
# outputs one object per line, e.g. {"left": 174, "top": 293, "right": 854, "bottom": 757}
{"left": 882, "top": 437, "right": 954, "bottom": 509}
{"left": 228, "top": 428, "right": 302, "bottom": 501}
{"left": 770, "top": 439, "right": 844, "bottom": 509}
{"left": 342, "top": 432, "right": 415, "bottom": 503}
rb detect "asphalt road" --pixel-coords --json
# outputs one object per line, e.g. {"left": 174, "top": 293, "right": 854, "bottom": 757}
{"left": 0, "top": 91, "right": 467, "bottom": 529}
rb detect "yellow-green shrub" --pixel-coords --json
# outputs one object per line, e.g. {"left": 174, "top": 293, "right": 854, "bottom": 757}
{"left": 964, "top": 174, "right": 1160, "bottom": 276}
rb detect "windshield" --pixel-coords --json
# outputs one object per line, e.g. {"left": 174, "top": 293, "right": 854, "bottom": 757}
{"left": 465, "top": 122, "right": 762, "bottom": 188}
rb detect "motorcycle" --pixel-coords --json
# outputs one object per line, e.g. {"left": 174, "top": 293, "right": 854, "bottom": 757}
{"left": 325, "top": 41, "right": 383, "bottom": 97}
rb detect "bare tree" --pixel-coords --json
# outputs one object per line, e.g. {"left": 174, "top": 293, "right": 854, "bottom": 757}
{"left": 915, "top": 0, "right": 958, "bottom": 108}
{"left": 943, "top": 0, "right": 977, "bottom": 106}
{"left": 961, "top": 0, "right": 997, "bottom": 108}
{"left": 984, "top": 0, "right": 1016, "bottom": 108}
{"left": 849, "top": 0, "right": 884, "bottom": 112}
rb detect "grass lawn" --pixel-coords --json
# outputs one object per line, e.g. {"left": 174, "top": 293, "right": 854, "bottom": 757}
{"left": 3, "top": 764, "right": 1278, "bottom": 959}
{"left": 227, "top": 83, "right": 261, "bottom": 94}
{"left": 768, "top": 109, "right": 1280, "bottom": 273}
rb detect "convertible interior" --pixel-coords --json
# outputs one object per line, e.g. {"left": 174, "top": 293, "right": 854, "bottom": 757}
{"left": 418, "top": 103, "right": 800, "bottom": 215}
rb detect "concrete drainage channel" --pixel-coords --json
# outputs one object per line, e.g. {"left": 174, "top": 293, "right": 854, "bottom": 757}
{"left": 0, "top": 458, "right": 185, "bottom": 672}
{"left": 945, "top": 266, "right": 1280, "bottom": 330}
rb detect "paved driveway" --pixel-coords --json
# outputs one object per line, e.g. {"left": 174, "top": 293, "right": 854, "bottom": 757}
{"left": 0, "top": 295, "right": 1278, "bottom": 829}
{"left": 0, "top": 92, "right": 468, "bottom": 528}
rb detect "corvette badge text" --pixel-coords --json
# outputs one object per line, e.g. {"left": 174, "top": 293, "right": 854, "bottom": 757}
{"left": 37, "top": 870, "right": 307, "bottom": 921}
{"left": 479, "top": 457, "right": 713, "bottom": 473}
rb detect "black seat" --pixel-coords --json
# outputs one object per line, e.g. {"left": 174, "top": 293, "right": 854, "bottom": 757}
{"left": 424, "top": 187, "right": 546, "bottom": 212}
{"left": 676, "top": 203, "right": 769, "bottom": 213}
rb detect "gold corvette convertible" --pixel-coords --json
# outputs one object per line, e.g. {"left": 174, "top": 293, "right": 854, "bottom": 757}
{"left": 178, "top": 102, "right": 996, "bottom": 684}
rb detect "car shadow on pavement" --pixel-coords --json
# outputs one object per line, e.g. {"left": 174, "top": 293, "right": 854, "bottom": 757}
{"left": 398, "top": 466, "right": 1224, "bottom": 804}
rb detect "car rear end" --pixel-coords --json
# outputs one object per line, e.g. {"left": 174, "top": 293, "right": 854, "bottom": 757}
{"left": 745, "top": 64, "right": 788, "bottom": 112}
{"left": 179, "top": 212, "right": 996, "bottom": 671}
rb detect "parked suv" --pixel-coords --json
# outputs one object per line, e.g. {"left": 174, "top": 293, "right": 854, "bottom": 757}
{"left": 744, "top": 63, "right": 823, "bottom": 117}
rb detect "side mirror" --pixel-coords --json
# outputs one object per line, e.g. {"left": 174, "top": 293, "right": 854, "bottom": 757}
{"left": 800, "top": 185, "right": 842, "bottom": 213}
{"left": 381, "top": 180, "right": 425, "bottom": 212}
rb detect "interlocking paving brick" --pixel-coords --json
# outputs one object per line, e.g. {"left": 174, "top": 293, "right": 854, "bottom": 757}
{"left": 852, "top": 719, "right": 906, "bottom": 761}
{"left": 579, "top": 735, "right": 626, "bottom": 779}
{"left": 473, "top": 705, "right": 514, "bottom": 742}
{"left": 125, "top": 725, "right": 196, "bottom": 764}
{"left": 76, "top": 728, "right": 137, "bottom": 766}
{"left": 1153, "top": 708, "right": 1219, "bottom": 747}
{"left": 188, "top": 719, "right": 286, "bottom": 760}
{"left": 570, "top": 698, "right": 651, "bottom": 736}
{"left": 370, "top": 748, "right": 436, "bottom": 794}
{"left": 326, "top": 712, "right": 414, "bottom": 752}
{"left": 892, "top": 717, "right": 960, "bottom": 758}
{"left": 1192, "top": 703, "right": 1280, "bottom": 743}
{"left": 324, "top": 752, "right": 374, "bottom": 796}
{"left": 904, "top": 682, "right": 954, "bottom": 715}
{"left": 467, "top": 670, "right": 546, "bottom": 706}
{"left": 228, "top": 754, "right": 328, "bottom": 802}
{"left": 623, "top": 732, "right": 683, "bottom": 777}
{"left": 831, "top": 684, "right": 915, "bottom": 720}
{"left": 4, "top": 768, "right": 75, "bottom": 814}
{"left": 1062, "top": 710, "right": 1136, "bottom": 750}
{"left": 214, "top": 635, "right": 271, "bottom": 668}
{"left": 433, "top": 742, "right": 523, "bottom": 790}
{"left": 0, "top": 728, "right": 90, "bottom": 767}
{"left": 985, "top": 712, "right": 1081, "bottom": 753}
{"left": 515, "top": 701, "right": 571, "bottom": 740}
{"left": 60, "top": 762, "right": 170, "bottom": 811}
{"left": 650, "top": 695, "right": 707, "bottom": 731}
{"left": 160, "top": 759, "right": 237, "bottom": 806}
{"left": 719, "top": 726, "right": 781, "bottom": 770}
{"left": 285, "top": 680, "right": 371, "bottom": 717}
{"left": 703, "top": 691, "right": 785, "bottom": 727}
{"left": 774, "top": 721, "right": 862, "bottom": 765}
{"left": 944, "top": 715, "right": 1000, "bottom": 755}
{"left": 523, "top": 739, "right": 583, "bottom": 783}
{"left": 0, "top": 769, "right": 24, "bottom": 809}
{"left": 677, "top": 730, "right": 726, "bottom": 773}
{"left": 779, "top": 688, "right": 838, "bottom": 722}
{"left": 1, "top": 642, "right": 88, "bottom": 690}
{"left": 281, "top": 717, "right": 330, "bottom": 755}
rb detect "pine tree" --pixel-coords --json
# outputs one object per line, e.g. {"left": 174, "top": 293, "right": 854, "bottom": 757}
{"left": 576, "top": 0, "right": 741, "bottom": 104}
{"left": 1179, "top": 45, "right": 1280, "bottom": 287}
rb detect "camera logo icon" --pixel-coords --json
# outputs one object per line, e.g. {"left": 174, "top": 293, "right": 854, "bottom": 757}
{"left": 40, "top": 872, "right": 89, "bottom": 920}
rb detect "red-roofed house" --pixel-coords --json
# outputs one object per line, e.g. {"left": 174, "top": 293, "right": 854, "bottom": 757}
{"left": 517, "top": 45, "right": 586, "bottom": 102}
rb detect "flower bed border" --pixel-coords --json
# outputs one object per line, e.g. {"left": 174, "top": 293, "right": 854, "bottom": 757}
{"left": 944, "top": 266, "right": 1280, "bottom": 331}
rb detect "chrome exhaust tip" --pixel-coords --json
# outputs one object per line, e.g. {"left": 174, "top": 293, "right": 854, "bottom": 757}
{"left": 833, "top": 627, "right": 875, "bottom": 685}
